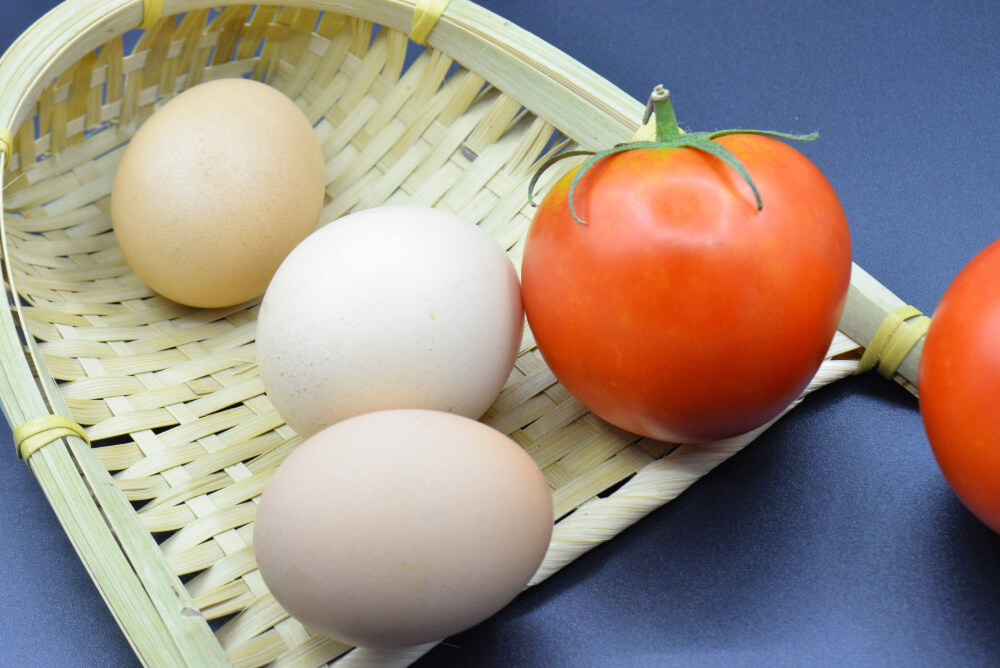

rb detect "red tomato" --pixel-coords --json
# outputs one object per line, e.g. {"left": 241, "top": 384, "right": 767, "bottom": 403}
{"left": 521, "top": 134, "right": 852, "bottom": 442}
{"left": 919, "top": 238, "right": 1000, "bottom": 534}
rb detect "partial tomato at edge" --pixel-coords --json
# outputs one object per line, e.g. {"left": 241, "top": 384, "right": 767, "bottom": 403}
{"left": 919, "top": 237, "right": 1000, "bottom": 534}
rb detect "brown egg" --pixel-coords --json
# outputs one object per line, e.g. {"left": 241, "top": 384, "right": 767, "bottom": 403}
{"left": 111, "top": 78, "right": 325, "bottom": 308}
{"left": 253, "top": 409, "right": 554, "bottom": 649}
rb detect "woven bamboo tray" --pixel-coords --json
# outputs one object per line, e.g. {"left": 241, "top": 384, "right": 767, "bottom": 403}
{"left": 0, "top": 0, "right": 927, "bottom": 665}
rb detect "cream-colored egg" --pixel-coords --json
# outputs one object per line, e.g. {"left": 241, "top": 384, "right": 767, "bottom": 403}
{"left": 111, "top": 78, "right": 326, "bottom": 308}
{"left": 253, "top": 409, "right": 554, "bottom": 648}
{"left": 256, "top": 205, "right": 524, "bottom": 437}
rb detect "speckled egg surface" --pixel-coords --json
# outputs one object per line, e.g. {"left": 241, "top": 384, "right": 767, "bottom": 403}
{"left": 111, "top": 78, "right": 326, "bottom": 308}
{"left": 256, "top": 205, "right": 524, "bottom": 437}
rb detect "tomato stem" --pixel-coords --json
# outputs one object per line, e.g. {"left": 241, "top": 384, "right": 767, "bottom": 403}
{"left": 649, "top": 85, "right": 682, "bottom": 143}
{"left": 528, "top": 85, "right": 821, "bottom": 223}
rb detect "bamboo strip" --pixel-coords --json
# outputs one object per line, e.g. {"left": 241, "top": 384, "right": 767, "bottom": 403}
{"left": 843, "top": 263, "right": 922, "bottom": 393}
{"left": 531, "top": 353, "right": 862, "bottom": 586}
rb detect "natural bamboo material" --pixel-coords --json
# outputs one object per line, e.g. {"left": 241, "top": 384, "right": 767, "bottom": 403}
{"left": 0, "top": 1, "right": 924, "bottom": 666}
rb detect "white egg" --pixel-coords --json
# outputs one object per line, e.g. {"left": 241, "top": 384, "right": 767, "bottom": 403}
{"left": 256, "top": 206, "right": 524, "bottom": 437}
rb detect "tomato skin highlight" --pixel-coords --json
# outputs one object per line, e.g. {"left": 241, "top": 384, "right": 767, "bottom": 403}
{"left": 521, "top": 134, "right": 852, "bottom": 442}
{"left": 919, "top": 238, "right": 1000, "bottom": 534}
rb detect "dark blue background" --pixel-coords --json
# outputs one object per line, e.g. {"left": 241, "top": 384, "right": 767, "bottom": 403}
{"left": 2, "top": 1, "right": 999, "bottom": 666}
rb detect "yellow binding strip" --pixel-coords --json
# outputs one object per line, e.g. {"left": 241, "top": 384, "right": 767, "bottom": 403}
{"left": 856, "top": 304, "right": 931, "bottom": 379}
{"left": 140, "top": 0, "right": 164, "bottom": 30}
{"left": 14, "top": 415, "right": 90, "bottom": 461}
{"left": 409, "top": 0, "right": 451, "bottom": 45}
{"left": 0, "top": 126, "right": 13, "bottom": 168}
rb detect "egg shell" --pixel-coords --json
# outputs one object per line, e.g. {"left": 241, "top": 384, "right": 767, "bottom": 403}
{"left": 111, "top": 78, "right": 326, "bottom": 308}
{"left": 256, "top": 205, "right": 524, "bottom": 437}
{"left": 253, "top": 408, "right": 554, "bottom": 648}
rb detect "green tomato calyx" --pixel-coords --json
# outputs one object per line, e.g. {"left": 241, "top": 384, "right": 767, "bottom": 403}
{"left": 528, "top": 85, "right": 819, "bottom": 224}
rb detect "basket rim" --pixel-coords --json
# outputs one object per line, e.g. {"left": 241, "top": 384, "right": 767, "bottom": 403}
{"left": 0, "top": 0, "right": 645, "bottom": 164}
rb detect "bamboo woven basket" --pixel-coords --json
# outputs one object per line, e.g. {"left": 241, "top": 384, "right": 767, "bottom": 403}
{"left": 0, "top": 0, "right": 927, "bottom": 665}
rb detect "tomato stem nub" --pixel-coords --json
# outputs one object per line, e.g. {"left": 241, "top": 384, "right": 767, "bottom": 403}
{"left": 650, "top": 85, "right": 682, "bottom": 143}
